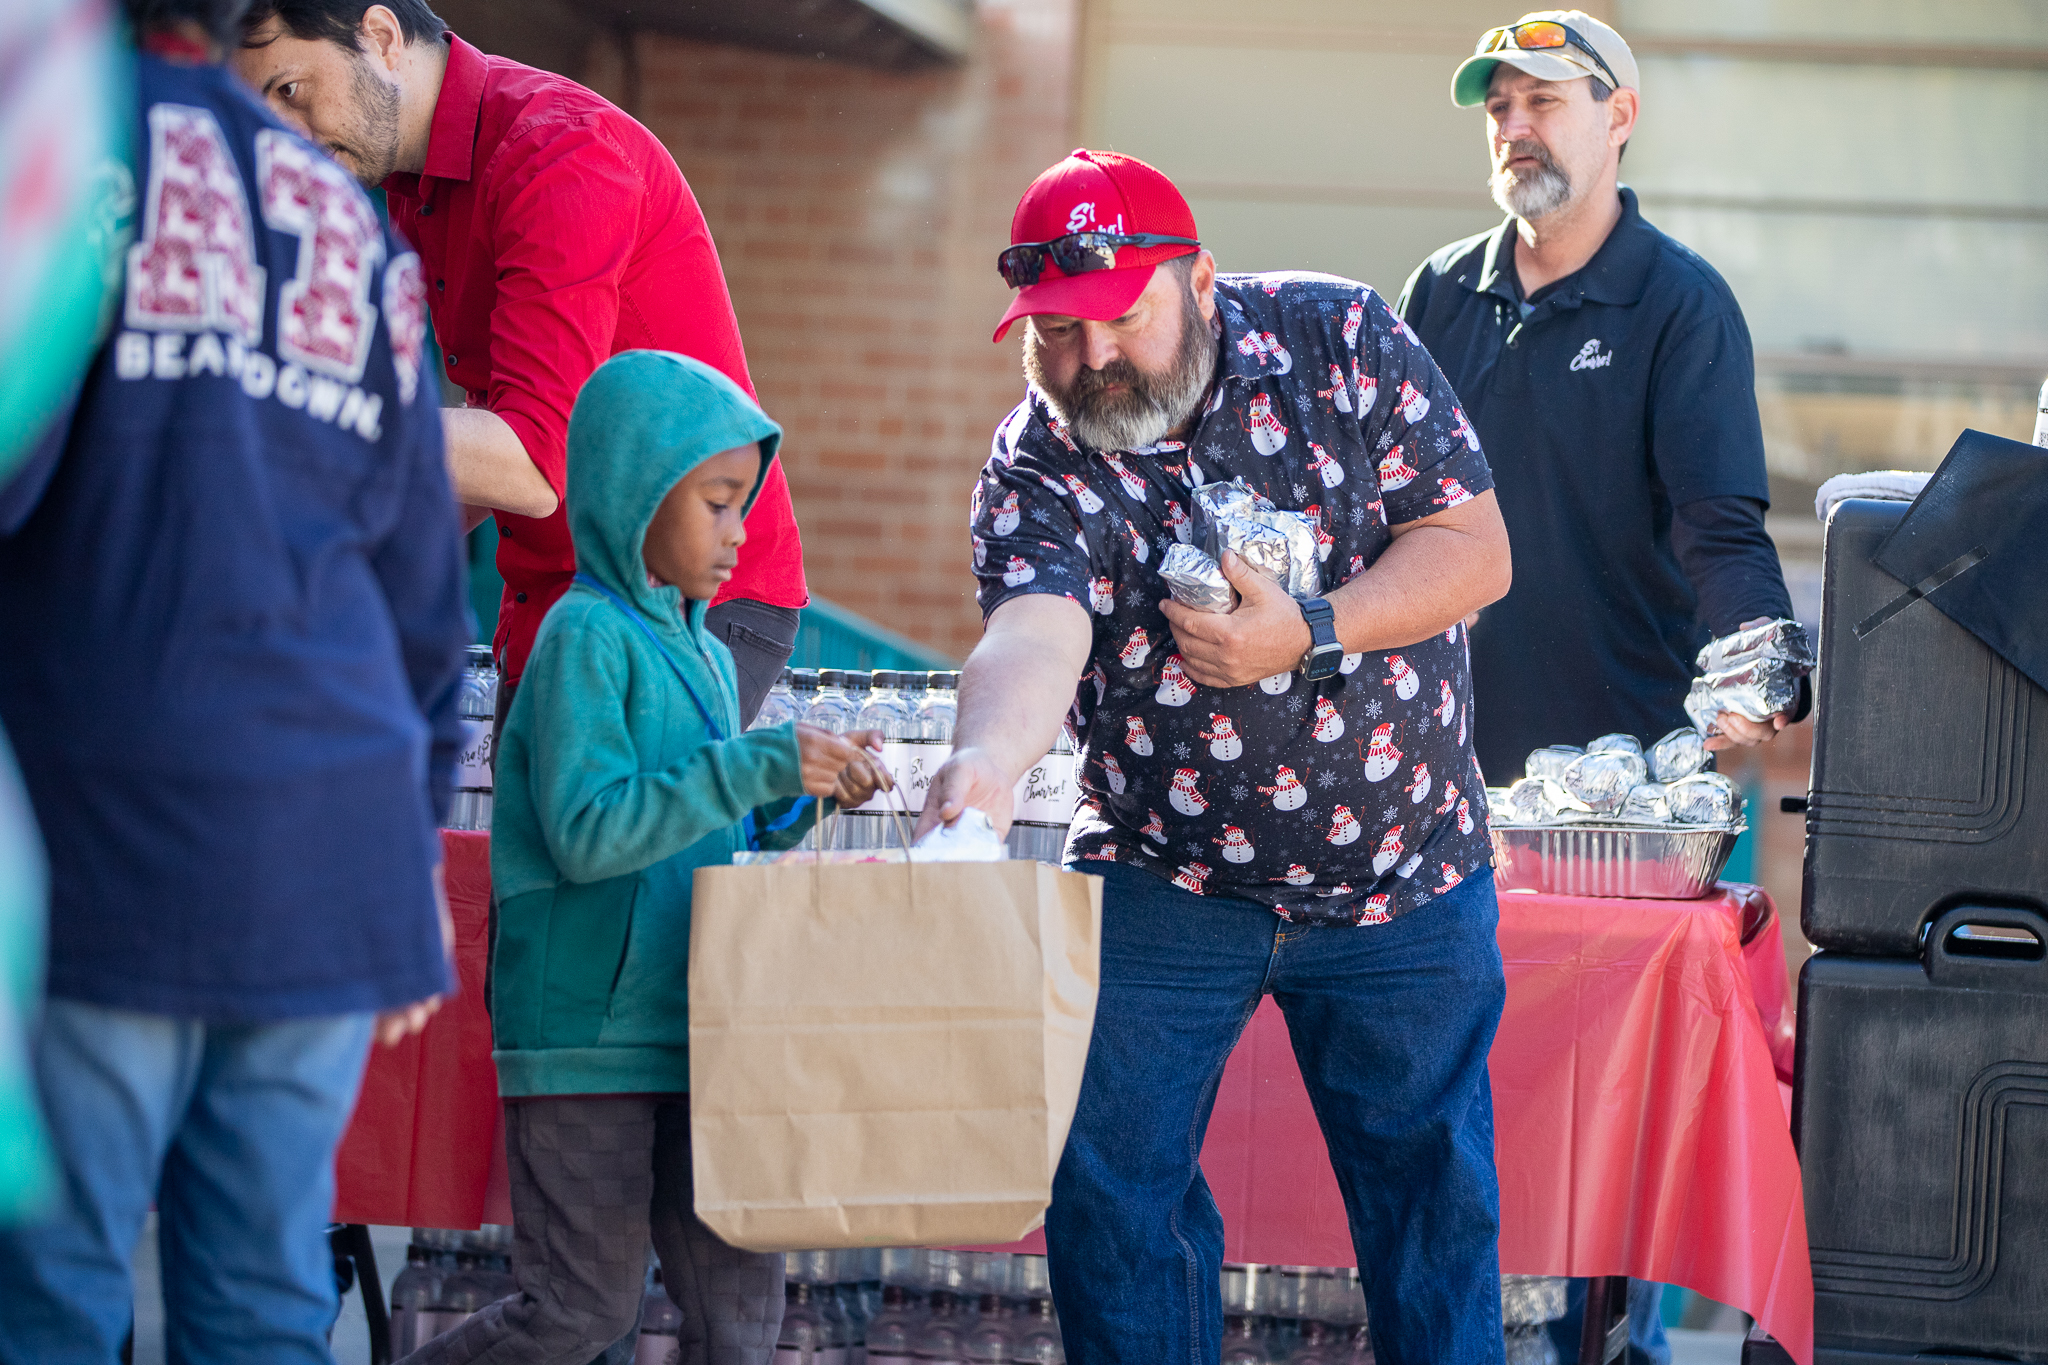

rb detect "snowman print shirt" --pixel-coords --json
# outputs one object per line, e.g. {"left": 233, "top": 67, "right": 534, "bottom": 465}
{"left": 972, "top": 273, "right": 1498, "bottom": 926}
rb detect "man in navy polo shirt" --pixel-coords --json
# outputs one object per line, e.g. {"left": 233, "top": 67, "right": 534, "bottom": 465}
{"left": 1400, "top": 10, "right": 1802, "bottom": 785}
{"left": 1401, "top": 12, "right": 1803, "bottom": 1359}
{"left": 922, "top": 149, "right": 1515, "bottom": 1363}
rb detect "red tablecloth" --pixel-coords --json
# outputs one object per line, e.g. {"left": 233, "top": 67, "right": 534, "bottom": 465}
{"left": 335, "top": 840, "right": 1811, "bottom": 1363}
{"left": 333, "top": 832, "right": 510, "bottom": 1229}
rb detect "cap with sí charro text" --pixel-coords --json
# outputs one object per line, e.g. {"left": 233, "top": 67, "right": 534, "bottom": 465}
{"left": 992, "top": 149, "right": 1201, "bottom": 343}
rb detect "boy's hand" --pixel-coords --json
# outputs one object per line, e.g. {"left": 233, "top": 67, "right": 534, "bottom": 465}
{"left": 795, "top": 724, "right": 893, "bottom": 805}
{"left": 832, "top": 728, "right": 891, "bottom": 809}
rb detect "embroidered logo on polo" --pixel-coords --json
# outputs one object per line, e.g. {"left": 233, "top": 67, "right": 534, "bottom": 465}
{"left": 970, "top": 275, "right": 1497, "bottom": 925}
{"left": 1570, "top": 338, "right": 1614, "bottom": 371}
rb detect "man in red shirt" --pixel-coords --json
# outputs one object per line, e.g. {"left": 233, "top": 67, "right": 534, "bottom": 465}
{"left": 230, "top": 0, "right": 808, "bottom": 730}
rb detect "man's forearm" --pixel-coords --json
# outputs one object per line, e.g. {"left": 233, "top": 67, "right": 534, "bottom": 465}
{"left": 953, "top": 599, "right": 1092, "bottom": 782}
{"left": 1328, "top": 495, "right": 1511, "bottom": 653}
{"left": 442, "top": 407, "right": 559, "bottom": 519}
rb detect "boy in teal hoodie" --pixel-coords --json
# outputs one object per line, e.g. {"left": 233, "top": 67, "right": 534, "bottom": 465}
{"left": 406, "top": 353, "right": 883, "bottom": 1365}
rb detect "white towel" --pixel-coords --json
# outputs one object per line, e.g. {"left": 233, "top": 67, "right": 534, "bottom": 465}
{"left": 1815, "top": 470, "right": 1932, "bottom": 524}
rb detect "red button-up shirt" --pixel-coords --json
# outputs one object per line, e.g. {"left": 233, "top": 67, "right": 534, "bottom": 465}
{"left": 384, "top": 35, "right": 806, "bottom": 682}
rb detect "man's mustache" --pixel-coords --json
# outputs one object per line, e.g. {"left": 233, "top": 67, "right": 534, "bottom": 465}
{"left": 1498, "top": 139, "right": 1558, "bottom": 172}
{"left": 1071, "top": 358, "right": 1147, "bottom": 403}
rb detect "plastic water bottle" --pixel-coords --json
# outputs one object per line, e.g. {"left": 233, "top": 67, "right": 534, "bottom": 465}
{"left": 387, "top": 1242, "right": 442, "bottom": 1358}
{"left": 963, "top": 1293, "right": 1016, "bottom": 1363}
{"left": 833, "top": 1250, "right": 874, "bottom": 1365}
{"left": 777, "top": 1280, "right": 831, "bottom": 1363}
{"left": 913, "top": 1290, "right": 967, "bottom": 1363}
{"left": 903, "top": 672, "right": 956, "bottom": 821}
{"left": 752, "top": 669, "right": 801, "bottom": 731}
{"left": 1007, "top": 727, "right": 1077, "bottom": 865}
{"left": 1012, "top": 1295, "right": 1062, "bottom": 1365}
{"left": 637, "top": 1265, "right": 682, "bottom": 1364}
{"left": 447, "top": 644, "right": 499, "bottom": 830}
{"left": 1220, "top": 1313, "right": 1269, "bottom": 1365}
{"left": 847, "top": 670, "right": 917, "bottom": 850}
{"left": 805, "top": 671, "right": 855, "bottom": 733}
{"left": 2036, "top": 372, "right": 2048, "bottom": 447}
{"left": 865, "top": 1284, "right": 925, "bottom": 1365}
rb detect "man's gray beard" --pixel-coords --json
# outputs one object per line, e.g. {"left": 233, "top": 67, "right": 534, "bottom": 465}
{"left": 1490, "top": 146, "right": 1573, "bottom": 222}
{"left": 1023, "top": 285, "right": 1217, "bottom": 452}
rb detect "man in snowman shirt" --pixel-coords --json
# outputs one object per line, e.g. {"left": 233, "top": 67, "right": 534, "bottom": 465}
{"left": 921, "top": 150, "right": 1516, "bottom": 1363}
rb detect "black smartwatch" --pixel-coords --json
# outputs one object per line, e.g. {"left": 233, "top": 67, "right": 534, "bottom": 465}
{"left": 1297, "top": 597, "right": 1344, "bottom": 681}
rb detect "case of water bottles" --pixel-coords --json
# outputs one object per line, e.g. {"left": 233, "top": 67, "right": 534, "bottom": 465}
{"left": 766, "top": 1247, "right": 1568, "bottom": 1364}
{"left": 385, "top": 1225, "right": 518, "bottom": 1358}
{"left": 751, "top": 668, "right": 1079, "bottom": 866}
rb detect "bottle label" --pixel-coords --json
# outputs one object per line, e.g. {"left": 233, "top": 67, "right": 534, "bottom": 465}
{"left": 901, "top": 741, "right": 951, "bottom": 815}
{"left": 635, "top": 1333, "right": 682, "bottom": 1365}
{"left": 1013, "top": 750, "right": 1080, "bottom": 826}
{"left": 856, "top": 741, "right": 919, "bottom": 814}
{"left": 454, "top": 718, "right": 494, "bottom": 791}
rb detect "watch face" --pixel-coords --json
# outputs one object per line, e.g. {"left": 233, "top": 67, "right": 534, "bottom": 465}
{"left": 1301, "top": 644, "right": 1344, "bottom": 681}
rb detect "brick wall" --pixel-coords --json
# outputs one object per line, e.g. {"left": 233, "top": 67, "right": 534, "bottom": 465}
{"left": 600, "top": 1, "right": 1079, "bottom": 661}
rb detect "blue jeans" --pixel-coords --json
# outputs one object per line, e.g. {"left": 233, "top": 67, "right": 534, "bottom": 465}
{"left": 1046, "top": 861, "right": 1507, "bottom": 1365}
{"left": 0, "top": 999, "right": 373, "bottom": 1365}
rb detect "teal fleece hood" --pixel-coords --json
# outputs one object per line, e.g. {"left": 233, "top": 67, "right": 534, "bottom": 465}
{"left": 488, "top": 351, "right": 816, "bottom": 1099}
{"left": 567, "top": 350, "right": 781, "bottom": 624}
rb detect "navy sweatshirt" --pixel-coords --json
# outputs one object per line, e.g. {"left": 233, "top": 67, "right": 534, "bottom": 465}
{"left": 0, "top": 54, "right": 468, "bottom": 1022}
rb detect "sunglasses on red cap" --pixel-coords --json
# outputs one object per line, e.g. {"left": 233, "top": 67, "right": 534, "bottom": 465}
{"left": 998, "top": 231, "right": 1201, "bottom": 289}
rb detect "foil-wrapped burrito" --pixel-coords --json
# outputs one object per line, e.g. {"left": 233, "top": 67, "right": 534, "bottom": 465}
{"left": 1523, "top": 746, "right": 1583, "bottom": 783}
{"left": 1503, "top": 775, "right": 1593, "bottom": 824}
{"left": 1190, "top": 478, "right": 1322, "bottom": 600}
{"left": 1649, "top": 727, "right": 1708, "bottom": 783}
{"left": 1619, "top": 782, "right": 1671, "bottom": 823}
{"left": 1667, "top": 772, "right": 1742, "bottom": 825}
{"left": 1684, "top": 618, "right": 1814, "bottom": 734}
{"left": 1561, "top": 751, "right": 1645, "bottom": 815}
{"left": 1159, "top": 544, "right": 1235, "bottom": 614}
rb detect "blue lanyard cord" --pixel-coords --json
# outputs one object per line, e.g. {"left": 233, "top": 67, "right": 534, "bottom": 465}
{"left": 572, "top": 573, "right": 731, "bottom": 742}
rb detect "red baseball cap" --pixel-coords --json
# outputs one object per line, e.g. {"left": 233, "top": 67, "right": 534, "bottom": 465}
{"left": 992, "top": 149, "right": 1201, "bottom": 343}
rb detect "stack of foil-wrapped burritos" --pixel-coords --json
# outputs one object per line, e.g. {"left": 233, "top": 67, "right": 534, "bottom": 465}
{"left": 1157, "top": 478, "right": 1323, "bottom": 613}
{"left": 1683, "top": 618, "right": 1814, "bottom": 735}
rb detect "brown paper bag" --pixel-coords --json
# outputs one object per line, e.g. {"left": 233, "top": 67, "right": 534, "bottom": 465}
{"left": 689, "top": 859, "right": 1102, "bottom": 1251}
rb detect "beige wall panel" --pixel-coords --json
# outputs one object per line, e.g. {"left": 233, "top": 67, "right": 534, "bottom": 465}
{"left": 1089, "top": 42, "right": 1495, "bottom": 194}
{"left": 1190, "top": 197, "right": 1501, "bottom": 298}
{"left": 1643, "top": 205, "right": 2048, "bottom": 363}
{"left": 1628, "top": 58, "right": 2047, "bottom": 209}
{"left": 1617, "top": 0, "right": 2048, "bottom": 46}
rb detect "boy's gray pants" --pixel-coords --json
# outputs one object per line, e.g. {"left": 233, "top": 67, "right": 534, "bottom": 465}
{"left": 394, "top": 1095, "right": 785, "bottom": 1365}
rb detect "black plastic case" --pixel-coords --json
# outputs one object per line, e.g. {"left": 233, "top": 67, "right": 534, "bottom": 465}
{"left": 1803, "top": 499, "right": 2048, "bottom": 955}
{"left": 1794, "top": 908, "right": 2048, "bottom": 1361}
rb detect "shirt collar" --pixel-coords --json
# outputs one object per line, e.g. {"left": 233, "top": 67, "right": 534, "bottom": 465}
{"left": 421, "top": 33, "right": 486, "bottom": 183}
{"left": 1215, "top": 283, "right": 1278, "bottom": 384}
{"left": 1472, "top": 185, "right": 1657, "bottom": 311}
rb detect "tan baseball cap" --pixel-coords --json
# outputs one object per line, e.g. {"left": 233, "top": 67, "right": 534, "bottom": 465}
{"left": 1452, "top": 10, "right": 1638, "bottom": 107}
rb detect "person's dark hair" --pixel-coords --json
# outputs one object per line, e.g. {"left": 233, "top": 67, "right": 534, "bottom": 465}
{"left": 124, "top": 0, "right": 255, "bottom": 47}
{"left": 1586, "top": 76, "right": 1628, "bottom": 163}
{"left": 239, "top": 0, "right": 445, "bottom": 49}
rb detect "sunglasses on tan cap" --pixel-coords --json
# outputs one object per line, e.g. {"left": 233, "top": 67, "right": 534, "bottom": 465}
{"left": 1476, "top": 19, "right": 1622, "bottom": 91}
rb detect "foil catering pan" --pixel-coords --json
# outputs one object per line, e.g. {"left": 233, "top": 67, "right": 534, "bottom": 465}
{"left": 1490, "top": 822, "right": 1745, "bottom": 899}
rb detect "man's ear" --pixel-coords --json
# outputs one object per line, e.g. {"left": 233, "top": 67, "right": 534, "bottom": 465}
{"left": 361, "top": 3, "right": 406, "bottom": 70}
{"left": 1608, "top": 87, "right": 1640, "bottom": 150}
{"left": 1192, "top": 249, "right": 1219, "bottom": 322}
